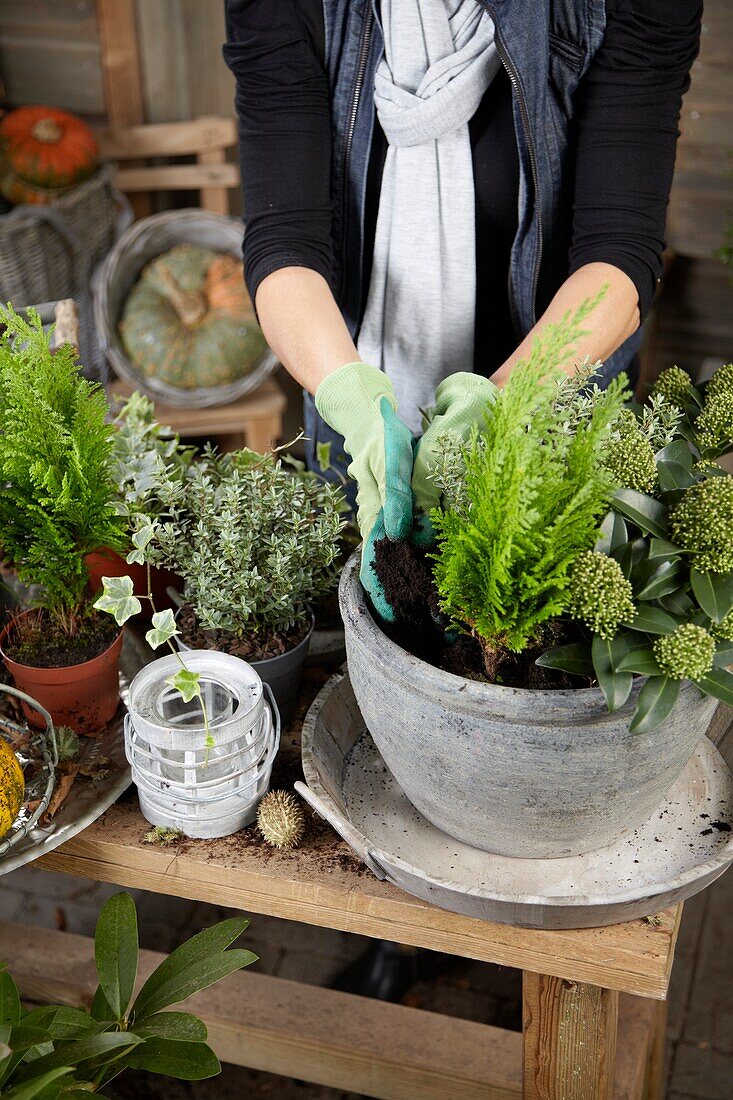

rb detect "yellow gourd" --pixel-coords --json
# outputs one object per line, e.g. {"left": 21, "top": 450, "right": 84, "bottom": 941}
{"left": 0, "top": 739, "right": 24, "bottom": 840}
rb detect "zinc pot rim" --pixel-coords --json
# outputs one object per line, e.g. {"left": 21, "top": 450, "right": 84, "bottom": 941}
{"left": 339, "top": 551, "right": 652, "bottom": 718}
{"left": 0, "top": 607, "right": 124, "bottom": 677}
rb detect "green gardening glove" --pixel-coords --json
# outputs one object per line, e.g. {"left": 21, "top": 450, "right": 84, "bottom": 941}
{"left": 412, "top": 373, "right": 499, "bottom": 536}
{"left": 315, "top": 363, "right": 414, "bottom": 621}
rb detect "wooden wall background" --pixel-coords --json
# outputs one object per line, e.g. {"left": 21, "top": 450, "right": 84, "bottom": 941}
{"left": 0, "top": 0, "right": 730, "bottom": 379}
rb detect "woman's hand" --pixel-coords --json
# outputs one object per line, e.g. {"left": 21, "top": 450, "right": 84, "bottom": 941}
{"left": 490, "top": 262, "right": 640, "bottom": 389}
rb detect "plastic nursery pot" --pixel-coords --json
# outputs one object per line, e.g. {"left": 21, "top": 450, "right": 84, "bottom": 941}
{"left": 176, "top": 611, "right": 315, "bottom": 728}
{"left": 339, "top": 551, "right": 718, "bottom": 860}
{"left": 85, "top": 548, "right": 183, "bottom": 614}
{"left": 0, "top": 610, "right": 123, "bottom": 733}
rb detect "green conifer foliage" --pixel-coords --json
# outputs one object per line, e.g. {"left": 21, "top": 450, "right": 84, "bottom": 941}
{"left": 432, "top": 303, "right": 627, "bottom": 661}
{"left": 0, "top": 305, "right": 124, "bottom": 633}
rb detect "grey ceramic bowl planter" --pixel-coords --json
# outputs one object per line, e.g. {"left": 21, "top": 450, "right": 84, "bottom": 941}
{"left": 340, "top": 553, "right": 718, "bottom": 859}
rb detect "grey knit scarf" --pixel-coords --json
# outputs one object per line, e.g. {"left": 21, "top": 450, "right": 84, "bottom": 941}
{"left": 357, "top": 0, "right": 500, "bottom": 433}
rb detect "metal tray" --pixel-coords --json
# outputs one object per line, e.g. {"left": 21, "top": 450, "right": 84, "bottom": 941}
{"left": 0, "top": 635, "right": 150, "bottom": 876}
{"left": 296, "top": 670, "right": 733, "bottom": 929}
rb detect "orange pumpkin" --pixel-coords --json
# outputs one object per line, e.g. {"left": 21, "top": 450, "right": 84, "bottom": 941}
{"left": 0, "top": 106, "right": 98, "bottom": 204}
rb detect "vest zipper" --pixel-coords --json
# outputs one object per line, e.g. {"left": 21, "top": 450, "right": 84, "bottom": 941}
{"left": 485, "top": 11, "right": 543, "bottom": 332}
{"left": 340, "top": 4, "right": 375, "bottom": 302}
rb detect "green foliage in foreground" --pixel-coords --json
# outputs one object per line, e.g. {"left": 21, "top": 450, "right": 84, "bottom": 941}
{"left": 0, "top": 305, "right": 124, "bottom": 634}
{"left": 0, "top": 892, "right": 256, "bottom": 1098}
{"left": 432, "top": 299, "right": 627, "bottom": 655}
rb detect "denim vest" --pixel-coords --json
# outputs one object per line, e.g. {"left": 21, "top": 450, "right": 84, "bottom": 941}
{"left": 305, "top": 0, "right": 642, "bottom": 490}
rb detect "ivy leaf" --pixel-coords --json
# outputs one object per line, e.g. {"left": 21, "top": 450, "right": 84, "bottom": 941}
{"left": 126, "top": 524, "right": 155, "bottom": 566}
{"left": 629, "top": 676, "right": 681, "bottom": 734}
{"left": 591, "top": 635, "right": 633, "bottom": 712}
{"left": 690, "top": 568, "right": 733, "bottom": 623}
{"left": 93, "top": 575, "right": 141, "bottom": 625}
{"left": 165, "top": 669, "right": 201, "bottom": 703}
{"left": 146, "top": 609, "right": 180, "bottom": 650}
{"left": 535, "top": 643, "right": 593, "bottom": 678}
{"left": 613, "top": 489, "right": 668, "bottom": 538}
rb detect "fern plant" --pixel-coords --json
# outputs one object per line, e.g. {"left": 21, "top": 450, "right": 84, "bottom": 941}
{"left": 432, "top": 301, "right": 627, "bottom": 676}
{"left": 0, "top": 305, "right": 124, "bottom": 635}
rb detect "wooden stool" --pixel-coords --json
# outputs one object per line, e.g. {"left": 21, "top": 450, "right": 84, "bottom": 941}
{"left": 108, "top": 377, "right": 287, "bottom": 453}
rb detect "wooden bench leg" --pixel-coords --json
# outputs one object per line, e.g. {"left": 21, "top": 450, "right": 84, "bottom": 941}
{"left": 643, "top": 1000, "right": 667, "bottom": 1100}
{"left": 522, "top": 972, "right": 618, "bottom": 1099}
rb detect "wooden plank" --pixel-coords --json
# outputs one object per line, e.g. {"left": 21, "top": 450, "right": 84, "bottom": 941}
{"left": 107, "top": 378, "right": 287, "bottom": 437}
{"left": 37, "top": 795, "right": 681, "bottom": 999}
{"left": 4, "top": 920, "right": 522, "bottom": 1100}
{"left": 0, "top": 0, "right": 100, "bottom": 41}
{"left": 98, "top": 116, "right": 236, "bottom": 159}
{"left": 113, "top": 162, "right": 240, "bottom": 192}
{"left": 199, "top": 147, "right": 230, "bottom": 215}
{"left": 0, "top": 37, "right": 104, "bottom": 116}
{"left": 614, "top": 995, "right": 658, "bottom": 1100}
{"left": 522, "top": 973, "right": 618, "bottom": 1099}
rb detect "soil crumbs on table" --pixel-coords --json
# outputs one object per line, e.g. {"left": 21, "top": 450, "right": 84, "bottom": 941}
{"left": 134, "top": 666, "right": 368, "bottom": 878}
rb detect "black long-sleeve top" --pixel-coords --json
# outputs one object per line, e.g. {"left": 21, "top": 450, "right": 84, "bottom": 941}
{"left": 224, "top": 0, "right": 700, "bottom": 374}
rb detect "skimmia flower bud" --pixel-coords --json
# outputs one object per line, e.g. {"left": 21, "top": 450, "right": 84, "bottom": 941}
{"left": 705, "top": 362, "right": 733, "bottom": 401}
{"left": 603, "top": 429, "right": 657, "bottom": 493}
{"left": 566, "top": 550, "right": 635, "bottom": 639}
{"left": 651, "top": 366, "right": 693, "bottom": 407}
{"left": 696, "top": 390, "right": 733, "bottom": 454}
{"left": 653, "top": 623, "right": 715, "bottom": 681}
{"left": 670, "top": 477, "right": 733, "bottom": 573}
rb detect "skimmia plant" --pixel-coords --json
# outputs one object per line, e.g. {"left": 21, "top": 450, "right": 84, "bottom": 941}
{"left": 0, "top": 892, "right": 255, "bottom": 1097}
{"left": 428, "top": 298, "right": 733, "bottom": 732}
{"left": 536, "top": 361, "right": 733, "bottom": 732}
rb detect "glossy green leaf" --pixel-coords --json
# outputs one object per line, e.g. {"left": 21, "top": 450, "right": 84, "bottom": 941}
{"left": 126, "top": 1037, "right": 220, "bottom": 1080}
{"left": 135, "top": 1011, "right": 207, "bottom": 1042}
{"left": 611, "top": 538, "right": 646, "bottom": 580}
{"left": 132, "top": 950, "right": 256, "bottom": 1023}
{"left": 698, "top": 667, "right": 733, "bottom": 706}
{"left": 165, "top": 669, "right": 201, "bottom": 704}
{"left": 628, "top": 604, "right": 680, "bottom": 635}
{"left": 635, "top": 561, "right": 686, "bottom": 601}
{"left": 690, "top": 569, "right": 733, "bottom": 623}
{"left": 0, "top": 972, "right": 20, "bottom": 1030}
{"left": 2, "top": 1067, "right": 74, "bottom": 1100}
{"left": 713, "top": 642, "right": 733, "bottom": 669}
{"left": 647, "top": 537, "right": 682, "bottom": 563}
{"left": 13, "top": 1033, "right": 142, "bottom": 1084}
{"left": 657, "top": 460, "right": 697, "bottom": 494}
{"left": 23, "top": 1007, "right": 99, "bottom": 1042}
{"left": 629, "top": 676, "right": 681, "bottom": 734}
{"left": 655, "top": 439, "right": 693, "bottom": 468}
{"left": 592, "top": 635, "right": 633, "bottom": 712}
{"left": 89, "top": 984, "right": 115, "bottom": 1023}
{"left": 612, "top": 489, "right": 668, "bottom": 538}
{"left": 535, "top": 644, "right": 594, "bottom": 678}
{"left": 94, "top": 892, "right": 138, "bottom": 1021}
{"left": 660, "top": 590, "right": 695, "bottom": 617}
{"left": 616, "top": 648, "right": 663, "bottom": 676}
{"left": 596, "top": 511, "right": 628, "bottom": 555}
{"left": 5, "top": 1025, "right": 50, "bottom": 1054}
{"left": 132, "top": 917, "right": 251, "bottom": 1021}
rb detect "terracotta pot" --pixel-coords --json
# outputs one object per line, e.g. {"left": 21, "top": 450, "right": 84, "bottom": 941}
{"left": 0, "top": 610, "right": 123, "bottom": 733}
{"left": 85, "top": 548, "right": 182, "bottom": 614}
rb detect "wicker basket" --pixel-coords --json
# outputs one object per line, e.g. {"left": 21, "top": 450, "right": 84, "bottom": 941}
{"left": 94, "top": 208, "right": 277, "bottom": 408}
{"left": 0, "top": 165, "right": 130, "bottom": 306}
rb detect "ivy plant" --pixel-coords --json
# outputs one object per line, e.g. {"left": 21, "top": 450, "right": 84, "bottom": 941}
{"left": 0, "top": 891, "right": 256, "bottom": 1097}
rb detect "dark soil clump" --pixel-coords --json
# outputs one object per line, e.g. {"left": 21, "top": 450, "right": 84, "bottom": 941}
{"left": 372, "top": 537, "right": 586, "bottom": 690}
{"left": 178, "top": 607, "right": 310, "bottom": 662}
{"left": 3, "top": 610, "right": 118, "bottom": 668}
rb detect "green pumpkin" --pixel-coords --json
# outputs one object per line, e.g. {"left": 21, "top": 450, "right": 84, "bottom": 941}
{"left": 119, "top": 243, "right": 267, "bottom": 390}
